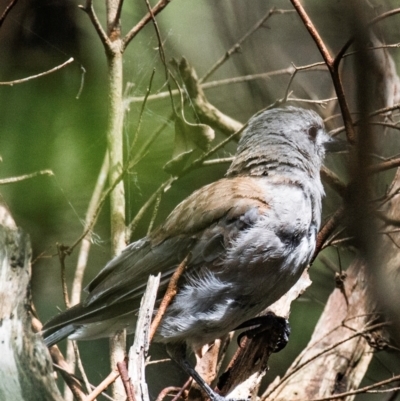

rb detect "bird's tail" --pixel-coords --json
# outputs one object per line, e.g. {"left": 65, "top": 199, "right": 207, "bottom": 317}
{"left": 41, "top": 302, "right": 88, "bottom": 347}
{"left": 41, "top": 324, "right": 76, "bottom": 347}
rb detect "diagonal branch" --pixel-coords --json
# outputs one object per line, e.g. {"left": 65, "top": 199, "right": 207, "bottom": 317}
{"left": 200, "top": 8, "right": 295, "bottom": 83}
{"left": 79, "top": 0, "right": 112, "bottom": 54}
{"left": 0, "top": 58, "right": 74, "bottom": 86}
{"left": 0, "top": 0, "right": 18, "bottom": 29}
{"left": 289, "top": 0, "right": 355, "bottom": 144}
{"left": 123, "top": 0, "right": 173, "bottom": 50}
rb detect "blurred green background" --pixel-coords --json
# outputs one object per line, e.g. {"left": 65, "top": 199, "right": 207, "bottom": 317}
{"left": 1, "top": 0, "right": 399, "bottom": 399}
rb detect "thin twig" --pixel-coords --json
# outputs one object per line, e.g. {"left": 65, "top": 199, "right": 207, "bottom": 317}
{"left": 129, "top": 116, "right": 172, "bottom": 167}
{"left": 76, "top": 64, "right": 86, "bottom": 99}
{"left": 369, "top": 121, "right": 400, "bottom": 132}
{"left": 126, "top": 64, "right": 327, "bottom": 104}
{"left": 330, "top": 103, "right": 400, "bottom": 136}
{"left": 290, "top": 1, "right": 333, "bottom": 64}
{"left": 123, "top": 0, "right": 173, "bottom": 50}
{"left": 73, "top": 342, "right": 92, "bottom": 395}
{"left": 312, "top": 206, "right": 346, "bottom": 262}
{"left": 0, "top": 169, "right": 54, "bottom": 184}
{"left": 369, "top": 157, "right": 400, "bottom": 174}
{"left": 117, "top": 360, "right": 135, "bottom": 401}
{"left": 129, "top": 68, "right": 156, "bottom": 152}
{"left": 368, "top": 7, "right": 400, "bottom": 28}
{"left": 127, "top": 123, "right": 245, "bottom": 238}
{"left": 57, "top": 244, "right": 71, "bottom": 308}
{"left": 343, "top": 42, "right": 400, "bottom": 59}
{"left": 155, "top": 386, "right": 181, "bottom": 401}
{"left": 368, "top": 103, "right": 400, "bottom": 118}
{"left": 147, "top": 192, "right": 162, "bottom": 235}
{"left": 146, "top": 358, "right": 170, "bottom": 366}
{"left": 202, "top": 64, "right": 327, "bottom": 89}
{"left": 0, "top": 58, "right": 74, "bottom": 86}
{"left": 0, "top": 0, "right": 18, "bottom": 29}
{"left": 143, "top": 0, "right": 175, "bottom": 110}
{"left": 328, "top": 237, "right": 354, "bottom": 247}
{"left": 79, "top": 1, "right": 111, "bottom": 54}
{"left": 149, "top": 256, "right": 189, "bottom": 342}
{"left": 52, "top": 364, "right": 88, "bottom": 401}
{"left": 64, "top": 152, "right": 109, "bottom": 397}
{"left": 127, "top": 177, "right": 175, "bottom": 239}
{"left": 320, "top": 166, "right": 347, "bottom": 197}
{"left": 68, "top": 170, "right": 125, "bottom": 252}
{"left": 287, "top": 96, "right": 338, "bottom": 106}
{"left": 71, "top": 153, "right": 109, "bottom": 307}
{"left": 202, "top": 157, "right": 234, "bottom": 166}
{"left": 321, "top": 226, "right": 347, "bottom": 250}
{"left": 262, "top": 322, "right": 384, "bottom": 400}
{"left": 86, "top": 370, "right": 120, "bottom": 401}
{"left": 69, "top": 117, "right": 170, "bottom": 250}
{"left": 306, "top": 374, "right": 400, "bottom": 401}
{"left": 282, "top": 63, "right": 299, "bottom": 102}
{"left": 169, "top": 378, "right": 192, "bottom": 401}
{"left": 183, "top": 124, "right": 246, "bottom": 173}
{"left": 289, "top": 0, "right": 355, "bottom": 143}
{"left": 200, "top": 8, "right": 294, "bottom": 83}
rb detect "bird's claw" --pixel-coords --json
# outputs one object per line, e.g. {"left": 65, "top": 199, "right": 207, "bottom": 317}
{"left": 235, "top": 312, "right": 291, "bottom": 352}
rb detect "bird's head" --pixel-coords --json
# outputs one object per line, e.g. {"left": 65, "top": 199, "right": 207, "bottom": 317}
{"left": 226, "top": 107, "right": 339, "bottom": 179}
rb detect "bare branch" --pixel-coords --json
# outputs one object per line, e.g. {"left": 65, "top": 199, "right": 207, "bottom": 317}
{"left": 117, "top": 360, "right": 135, "bottom": 401}
{"left": 0, "top": 169, "right": 54, "bottom": 184}
{"left": 200, "top": 8, "right": 295, "bottom": 83}
{"left": 320, "top": 166, "right": 347, "bottom": 196}
{"left": 155, "top": 386, "right": 181, "bottom": 401}
{"left": 330, "top": 103, "right": 400, "bottom": 136}
{"left": 202, "top": 157, "right": 234, "bottom": 166}
{"left": 312, "top": 206, "right": 345, "bottom": 262}
{"left": 64, "top": 152, "right": 109, "bottom": 396}
{"left": 306, "top": 373, "right": 400, "bottom": 401}
{"left": 369, "top": 157, "right": 400, "bottom": 174}
{"left": 368, "top": 7, "right": 400, "bottom": 27}
{"left": 79, "top": 1, "right": 112, "bottom": 53}
{"left": 126, "top": 64, "right": 328, "bottom": 105}
{"left": 0, "top": 0, "right": 18, "bottom": 29}
{"left": 0, "top": 58, "right": 74, "bottom": 86}
{"left": 57, "top": 244, "right": 71, "bottom": 308}
{"left": 127, "top": 177, "right": 176, "bottom": 239}
{"left": 289, "top": 0, "right": 355, "bottom": 143}
{"left": 123, "top": 0, "right": 173, "bottom": 50}
{"left": 71, "top": 153, "right": 109, "bottom": 307}
{"left": 262, "top": 321, "right": 383, "bottom": 400}
{"left": 149, "top": 256, "right": 189, "bottom": 342}
{"left": 106, "top": 0, "right": 124, "bottom": 38}
{"left": 86, "top": 370, "right": 120, "bottom": 401}
{"left": 129, "top": 68, "right": 156, "bottom": 152}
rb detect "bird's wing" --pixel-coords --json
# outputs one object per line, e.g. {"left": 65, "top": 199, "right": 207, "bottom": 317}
{"left": 42, "top": 177, "right": 272, "bottom": 337}
{"left": 82, "top": 176, "right": 270, "bottom": 307}
{"left": 151, "top": 176, "right": 270, "bottom": 242}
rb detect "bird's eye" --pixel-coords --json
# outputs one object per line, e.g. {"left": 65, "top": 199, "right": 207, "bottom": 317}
{"left": 307, "top": 125, "right": 319, "bottom": 141}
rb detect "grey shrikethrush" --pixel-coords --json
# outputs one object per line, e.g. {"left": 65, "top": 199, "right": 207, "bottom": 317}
{"left": 42, "top": 106, "right": 339, "bottom": 400}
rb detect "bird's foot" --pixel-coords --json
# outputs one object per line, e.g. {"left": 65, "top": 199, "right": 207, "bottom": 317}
{"left": 235, "top": 312, "right": 291, "bottom": 352}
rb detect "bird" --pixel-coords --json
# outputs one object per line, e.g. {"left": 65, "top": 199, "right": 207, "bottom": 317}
{"left": 42, "top": 106, "right": 339, "bottom": 400}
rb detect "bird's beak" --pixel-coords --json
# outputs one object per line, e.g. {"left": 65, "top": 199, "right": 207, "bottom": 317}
{"left": 324, "top": 136, "right": 349, "bottom": 153}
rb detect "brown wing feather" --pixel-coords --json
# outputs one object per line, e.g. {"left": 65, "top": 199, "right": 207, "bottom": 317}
{"left": 151, "top": 176, "right": 270, "bottom": 245}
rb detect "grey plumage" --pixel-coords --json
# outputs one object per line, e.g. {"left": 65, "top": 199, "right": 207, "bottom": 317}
{"left": 42, "top": 107, "right": 332, "bottom": 352}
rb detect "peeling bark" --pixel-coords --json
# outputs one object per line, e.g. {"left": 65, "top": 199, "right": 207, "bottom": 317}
{"left": 0, "top": 205, "right": 62, "bottom": 401}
